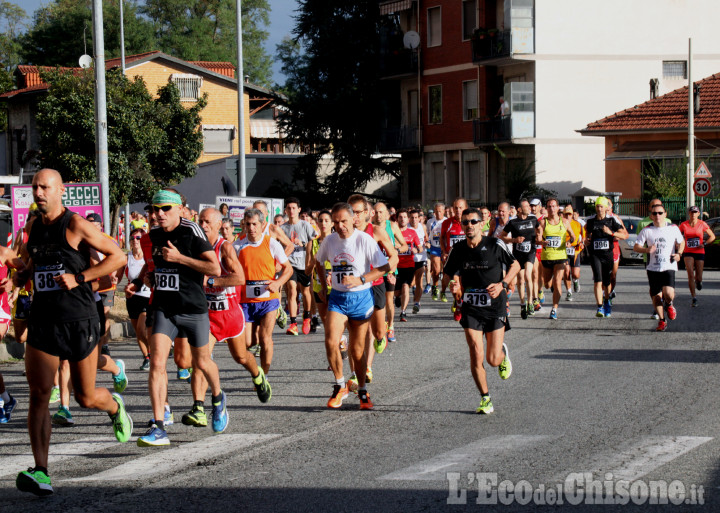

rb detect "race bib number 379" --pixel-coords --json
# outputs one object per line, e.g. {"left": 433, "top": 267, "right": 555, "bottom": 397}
{"left": 463, "top": 289, "right": 491, "bottom": 307}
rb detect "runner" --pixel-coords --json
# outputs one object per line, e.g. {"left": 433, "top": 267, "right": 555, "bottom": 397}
{"left": 315, "top": 202, "right": 390, "bottom": 410}
{"left": 280, "top": 197, "right": 317, "bottom": 335}
{"left": 0, "top": 243, "right": 24, "bottom": 423}
{"left": 125, "top": 227, "right": 152, "bottom": 370}
{"left": 306, "top": 210, "right": 334, "bottom": 336}
{"left": 561, "top": 205, "right": 585, "bottom": 301}
{"left": 679, "top": 205, "right": 715, "bottom": 306}
{"left": 426, "top": 202, "right": 446, "bottom": 301}
{"left": 444, "top": 207, "right": 520, "bottom": 414}
{"left": 537, "top": 198, "right": 576, "bottom": 319}
{"left": 409, "top": 209, "right": 428, "bottom": 314}
{"left": 607, "top": 199, "right": 627, "bottom": 302}
{"left": 14, "top": 169, "right": 132, "bottom": 496}
{"left": 10, "top": 205, "right": 39, "bottom": 349}
{"left": 235, "top": 208, "right": 293, "bottom": 375}
{"left": 395, "top": 209, "right": 421, "bottom": 323}
{"left": 634, "top": 205, "right": 684, "bottom": 331}
{"left": 138, "top": 189, "right": 228, "bottom": 447}
{"left": 637, "top": 199, "right": 672, "bottom": 318}
{"left": 441, "top": 198, "right": 468, "bottom": 314}
{"left": 529, "top": 198, "right": 545, "bottom": 311}
{"left": 220, "top": 217, "right": 236, "bottom": 242}
{"left": 584, "top": 197, "right": 628, "bottom": 317}
{"left": 501, "top": 199, "right": 539, "bottom": 319}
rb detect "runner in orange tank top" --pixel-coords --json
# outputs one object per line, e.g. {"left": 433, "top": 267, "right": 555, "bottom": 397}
{"left": 679, "top": 205, "right": 715, "bottom": 306}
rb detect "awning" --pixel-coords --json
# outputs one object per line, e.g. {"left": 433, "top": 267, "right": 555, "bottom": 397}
{"left": 605, "top": 139, "right": 720, "bottom": 161}
{"left": 379, "top": 0, "right": 412, "bottom": 15}
{"left": 250, "top": 119, "right": 283, "bottom": 139}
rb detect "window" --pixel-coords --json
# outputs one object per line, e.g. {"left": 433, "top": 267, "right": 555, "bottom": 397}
{"left": 429, "top": 85, "right": 442, "bottom": 124}
{"left": 408, "top": 90, "right": 419, "bottom": 126}
{"left": 427, "top": 6, "right": 441, "bottom": 47}
{"left": 202, "top": 125, "right": 235, "bottom": 154}
{"left": 171, "top": 74, "right": 203, "bottom": 101}
{"left": 663, "top": 61, "right": 687, "bottom": 79}
{"left": 462, "top": 0, "right": 476, "bottom": 41}
{"left": 462, "top": 80, "right": 478, "bottom": 121}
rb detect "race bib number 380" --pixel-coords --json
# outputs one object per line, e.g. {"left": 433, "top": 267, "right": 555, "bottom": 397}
{"left": 156, "top": 270, "right": 180, "bottom": 292}
{"left": 35, "top": 265, "right": 65, "bottom": 292}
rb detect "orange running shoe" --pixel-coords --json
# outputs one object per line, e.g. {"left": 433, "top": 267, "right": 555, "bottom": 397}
{"left": 359, "top": 390, "right": 374, "bottom": 410}
{"left": 302, "top": 317, "right": 311, "bottom": 335}
{"left": 286, "top": 323, "right": 299, "bottom": 336}
{"left": 327, "top": 384, "right": 349, "bottom": 408}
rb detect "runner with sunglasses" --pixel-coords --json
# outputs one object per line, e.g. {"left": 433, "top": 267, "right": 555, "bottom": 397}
{"left": 679, "top": 206, "right": 715, "bottom": 306}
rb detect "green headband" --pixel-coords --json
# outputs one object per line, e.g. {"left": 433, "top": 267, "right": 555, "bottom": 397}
{"left": 595, "top": 196, "right": 610, "bottom": 208}
{"left": 152, "top": 190, "right": 182, "bottom": 206}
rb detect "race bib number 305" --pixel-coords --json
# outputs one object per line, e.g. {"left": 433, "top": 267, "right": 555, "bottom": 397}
{"left": 246, "top": 280, "right": 270, "bottom": 299}
{"left": 156, "top": 271, "right": 180, "bottom": 292}
{"left": 463, "top": 289, "right": 491, "bottom": 307}
{"left": 35, "top": 266, "right": 65, "bottom": 292}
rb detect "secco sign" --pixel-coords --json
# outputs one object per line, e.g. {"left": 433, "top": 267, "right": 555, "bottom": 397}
{"left": 12, "top": 182, "right": 104, "bottom": 231}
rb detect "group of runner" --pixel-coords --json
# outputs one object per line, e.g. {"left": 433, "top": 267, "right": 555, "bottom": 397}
{"left": 1, "top": 168, "right": 715, "bottom": 497}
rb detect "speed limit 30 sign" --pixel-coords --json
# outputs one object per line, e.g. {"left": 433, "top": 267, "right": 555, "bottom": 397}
{"left": 694, "top": 177, "right": 712, "bottom": 197}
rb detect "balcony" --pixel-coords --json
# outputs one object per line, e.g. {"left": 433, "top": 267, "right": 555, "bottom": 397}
{"left": 471, "top": 29, "right": 512, "bottom": 63}
{"left": 474, "top": 82, "right": 535, "bottom": 146}
{"left": 379, "top": 48, "right": 418, "bottom": 79}
{"left": 379, "top": 125, "right": 419, "bottom": 152}
{"left": 473, "top": 117, "right": 512, "bottom": 145}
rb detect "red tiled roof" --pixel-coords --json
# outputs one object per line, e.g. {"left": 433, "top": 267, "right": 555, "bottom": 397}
{"left": 0, "top": 83, "right": 48, "bottom": 98}
{"left": 582, "top": 71, "right": 720, "bottom": 133}
{"left": 191, "top": 61, "right": 235, "bottom": 78}
{"left": 104, "top": 50, "right": 163, "bottom": 69}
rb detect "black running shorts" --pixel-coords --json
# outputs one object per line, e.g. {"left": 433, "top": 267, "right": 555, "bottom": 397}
{"left": 372, "top": 282, "right": 386, "bottom": 310}
{"left": 28, "top": 317, "right": 101, "bottom": 362}
{"left": 647, "top": 270, "right": 675, "bottom": 296}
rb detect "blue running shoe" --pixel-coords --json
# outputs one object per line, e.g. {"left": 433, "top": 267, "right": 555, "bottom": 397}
{"left": 0, "top": 395, "right": 17, "bottom": 423}
{"left": 596, "top": 306, "right": 605, "bottom": 318}
{"left": 212, "top": 391, "right": 229, "bottom": 433}
{"left": 113, "top": 359, "right": 128, "bottom": 393}
{"left": 177, "top": 368, "right": 191, "bottom": 381}
{"left": 549, "top": 308, "right": 557, "bottom": 320}
{"left": 137, "top": 424, "right": 170, "bottom": 447}
{"left": 604, "top": 300, "right": 612, "bottom": 317}
{"left": 423, "top": 284, "right": 431, "bottom": 294}
{"left": 164, "top": 408, "right": 174, "bottom": 427}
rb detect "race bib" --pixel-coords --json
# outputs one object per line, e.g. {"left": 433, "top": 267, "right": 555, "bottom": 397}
{"left": 399, "top": 248, "right": 412, "bottom": 256}
{"left": 156, "top": 270, "right": 180, "bottom": 292}
{"left": 34, "top": 265, "right": 65, "bottom": 292}
{"left": 431, "top": 236, "right": 440, "bottom": 246}
{"left": 463, "top": 289, "right": 491, "bottom": 307}
{"left": 594, "top": 240, "right": 610, "bottom": 251}
{"left": 516, "top": 241, "right": 531, "bottom": 253}
{"left": 449, "top": 234, "right": 465, "bottom": 247}
{"left": 566, "top": 246, "right": 576, "bottom": 256}
{"left": 207, "top": 293, "right": 229, "bottom": 311}
{"left": 332, "top": 265, "right": 354, "bottom": 286}
{"left": 687, "top": 237, "right": 701, "bottom": 249}
{"left": 246, "top": 280, "right": 270, "bottom": 299}
{"left": 545, "top": 236, "right": 562, "bottom": 249}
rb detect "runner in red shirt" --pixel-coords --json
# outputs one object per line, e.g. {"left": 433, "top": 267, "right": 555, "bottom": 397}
{"left": 395, "top": 209, "right": 421, "bottom": 323}
{"left": 440, "top": 198, "right": 468, "bottom": 304}
{"left": 679, "top": 205, "right": 715, "bottom": 306}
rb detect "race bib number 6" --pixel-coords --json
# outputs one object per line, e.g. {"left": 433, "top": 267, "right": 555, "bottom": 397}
{"left": 34, "top": 267, "right": 65, "bottom": 292}
{"left": 463, "top": 289, "right": 491, "bottom": 307}
{"left": 246, "top": 280, "right": 270, "bottom": 299}
{"left": 156, "top": 271, "right": 180, "bottom": 292}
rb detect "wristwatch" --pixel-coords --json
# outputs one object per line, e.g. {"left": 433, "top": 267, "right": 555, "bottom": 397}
{"left": 75, "top": 273, "right": 86, "bottom": 284}
{"left": 207, "top": 277, "right": 215, "bottom": 287}
{"left": 501, "top": 281, "right": 509, "bottom": 290}
{"left": 360, "top": 276, "right": 366, "bottom": 285}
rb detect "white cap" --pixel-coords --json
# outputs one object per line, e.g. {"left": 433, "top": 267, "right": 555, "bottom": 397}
{"left": 529, "top": 198, "right": 541, "bottom": 206}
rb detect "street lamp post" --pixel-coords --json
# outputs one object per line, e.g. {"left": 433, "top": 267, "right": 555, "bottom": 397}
{"left": 91, "top": 0, "right": 111, "bottom": 233}
{"left": 236, "top": 0, "right": 246, "bottom": 197}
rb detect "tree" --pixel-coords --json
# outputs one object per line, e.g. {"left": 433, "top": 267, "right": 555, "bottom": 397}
{"left": 640, "top": 158, "right": 688, "bottom": 199}
{"left": 277, "top": 0, "right": 400, "bottom": 202}
{"left": 0, "top": 1, "right": 26, "bottom": 130}
{"left": 36, "top": 67, "right": 206, "bottom": 234}
{"left": 18, "top": 0, "right": 154, "bottom": 67}
{"left": 141, "top": 0, "right": 273, "bottom": 85}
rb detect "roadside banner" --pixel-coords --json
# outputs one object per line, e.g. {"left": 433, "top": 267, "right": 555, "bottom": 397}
{"left": 216, "top": 196, "right": 283, "bottom": 226}
{"left": 12, "top": 182, "right": 104, "bottom": 232}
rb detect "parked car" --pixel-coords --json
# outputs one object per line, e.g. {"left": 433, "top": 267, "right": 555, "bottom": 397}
{"left": 703, "top": 217, "right": 720, "bottom": 268}
{"left": 580, "top": 215, "right": 643, "bottom": 265}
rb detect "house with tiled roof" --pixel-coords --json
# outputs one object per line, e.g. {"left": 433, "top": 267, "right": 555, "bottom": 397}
{"left": 0, "top": 51, "right": 288, "bottom": 179}
{"left": 580, "top": 72, "right": 720, "bottom": 199}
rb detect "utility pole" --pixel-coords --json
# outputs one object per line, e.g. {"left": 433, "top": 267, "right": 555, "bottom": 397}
{"left": 235, "top": 0, "right": 246, "bottom": 196}
{"left": 688, "top": 38, "right": 695, "bottom": 209}
{"left": 120, "top": 0, "right": 130, "bottom": 248}
{"left": 92, "top": 0, "right": 111, "bottom": 233}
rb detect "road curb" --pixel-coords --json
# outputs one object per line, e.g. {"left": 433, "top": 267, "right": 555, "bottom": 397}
{"left": 109, "top": 320, "right": 136, "bottom": 341}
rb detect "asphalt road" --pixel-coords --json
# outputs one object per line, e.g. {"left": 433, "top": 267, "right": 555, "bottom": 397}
{"left": 2, "top": 265, "right": 720, "bottom": 512}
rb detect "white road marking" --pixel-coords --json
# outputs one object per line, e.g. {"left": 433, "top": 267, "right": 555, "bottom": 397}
{"left": 63, "top": 433, "right": 280, "bottom": 482}
{"left": 1, "top": 437, "right": 119, "bottom": 478}
{"left": 560, "top": 436, "right": 713, "bottom": 484}
{"left": 378, "top": 435, "right": 554, "bottom": 481}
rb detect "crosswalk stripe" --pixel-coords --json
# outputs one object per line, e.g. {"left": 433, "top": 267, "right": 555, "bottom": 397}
{"left": 63, "top": 433, "right": 280, "bottom": 482}
{"left": 0, "top": 437, "right": 119, "bottom": 478}
{"left": 558, "top": 436, "right": 713, "bottom": 484}
{"left": 378, "top": 435, "right": 553, "bottom": 481}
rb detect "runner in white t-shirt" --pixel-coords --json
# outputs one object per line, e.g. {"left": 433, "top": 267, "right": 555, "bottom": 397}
{"left": 634, "top": 205, "right": 684, "bottom": 332}
{"left": 410, "top": 209, "right": 428, "bottom": 314}
{"left": 426, "top": 202, "right": 446, "bottom": 301}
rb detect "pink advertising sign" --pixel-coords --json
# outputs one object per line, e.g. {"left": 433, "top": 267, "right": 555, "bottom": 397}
{"left": 11, "top": 182, "right": 104, "bottom": 232}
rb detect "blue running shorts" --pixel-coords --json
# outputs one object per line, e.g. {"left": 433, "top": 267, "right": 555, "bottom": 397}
{"left": 328, "top": 289, "right": 374, "bottom": 321}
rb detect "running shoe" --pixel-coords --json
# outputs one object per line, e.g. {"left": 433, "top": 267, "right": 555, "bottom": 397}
{"left": 101, "top": 344, "right": 111, "bottom": 356}
{"left": 16, "top": 467, "right": 53, "bottom": 496}
{"left": 650, "top": 311, "right": 659, "bottom": 320}
{"left": 327, "top": 384, "right": 349, "bottom": 408}
{"left": 164, "top": 408, "right": 174, "bottom": 427}
{"left": 110, "top": 393, "right": 133, "bottom": 443}
{"left": 573, "top": 279, "right": 580, "bottom": 293}
{"left": 549, "top": 308, "right": 557, "bottom": 320}
{"left": 476, "top": 395, "right": 494, "bottom": 414}
{"left": 596, "top": 306, "right": 605, "bottom": 318}
{"left": 412, "top": 302, "right": 420, "bottom": 314}
{"left": 137, "top": 424, "right": 170, "bottom": 447}
{"left": 253, "top": 369, "right": 272, "bottom": 403}
{"left": 692, "top": 297, "right": 698, "bottom": 307}
{"left": 286, "top": 323, "right": 299, "bottom": 336}
{"left": 310, "top": 316, "right": 319, "bottom": 333}
{"left": 498, "top": 343, "right": 512, "bottom": 380}
{"left": 527, "top": 303, "right": 535, "bottom": 317}
{"left": 302, "top": 317, "right": 311, "bottom": 335}
{"left": 276, "top": 306, "right": 288, "bottom": 329}
{"left": 366, "top": 367, "right": 373, "bottom": 383}
{"left": 394, "top": 296, "right": 401, "bottom": 308}
{"left": 399, "top": 312, "right": 407, "bottom": 322}
{"left": 140, "top": 356, "right": 150, "bottom": 371}
{"left": 113, "top": 359, "right": 128, "bottom": 393}
{"left": 566, "top": 291, "right": 573, "bottom": 302}
{"left": 386, "top": 327, "right": 396, "bottom": 343}
{"left": 666, "top": 304, "right": 677, "bottom": 321}
{"left": 339, "top": 335, "right": 348, "bottom": 359}
{"left": 423, "top": 284, "right": 432, "bottom": 294}
{"left": 211, "top": 391, "right": 229, "bottom": 433}
{"left": 604, "top": 300, "right": 612, "bottom": 318}
{"left": 696, "top": 280, "right": 703, "bottom": 291}
{"left": 49, "top": 386, "right": 60, "bottom": 404}
{"left": 0, "top": 395, "right": 16, "bottom": 423}
{"left": 374, "top": 337, "right": 387, "bottom": 354}
{"left": 250, "top": 344, "right": 261, "bottom": 357}
{"left": 432, "top": 286, "right": 439, "bottom": 301}
{"left": 181, "top": 405, "right": 208, "bottom": 427}
{"left": 358, "top": 390, "right": 374, "bottom": 410}
{"left": 533, "top": 299, "right": 541, "bottom": 312}
{"left": 610, "top": 290, "right": 616, "bottom": 300}
{"left": 453, "top": 307, "right": 462, "bottom": 322}
{"left": 52, "top": 406, "right": 74, "bottom": 426}
{"left": 538, "top": 290, "right": 545, "bottom": 304}
{"left": 347, "top": 374, "right": 359, "bottom": 394}
{"left": 440, "top": 292, "right": 448, "bottom": 303}
{"left": 177, "top": 368, "right": 191, "bottom": 381}
{"left": 656, "top": 320, "right": 668, "bottom": 332}
{"left": 520, "top": 304, "right": 528, "bottom": 319}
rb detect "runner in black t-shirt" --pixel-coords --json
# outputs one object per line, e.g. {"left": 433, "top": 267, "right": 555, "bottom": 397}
{"left": 501, "top": 199, "right": 539, "bottom": 319}
{"left": 444, "top": 207, "right": 520, "bottom": 415}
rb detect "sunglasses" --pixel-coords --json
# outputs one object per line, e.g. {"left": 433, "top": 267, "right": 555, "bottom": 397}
{"left": 462, "top": 219, "right": 481, "bottom": 226}
{"left": 651, "top": 211, "right": 665, "bottom": 216}
{"left": 132, "top": 235, "right": 143, "bottom": 240}
{"left": 152, "top": 205, "right": 173, "bottom": 213}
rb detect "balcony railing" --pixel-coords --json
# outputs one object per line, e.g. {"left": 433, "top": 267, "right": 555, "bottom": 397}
{"left": 473, "top": 117, "right": 512, "bottom": 145}
{"left": 379, "top": 125, "right": 419, "bottom": 152}
{"left": 471, "top": 29, "right": 511, "bottom": 63}
{"left": 379, "top": 48, "right": 418, "bottom": 78}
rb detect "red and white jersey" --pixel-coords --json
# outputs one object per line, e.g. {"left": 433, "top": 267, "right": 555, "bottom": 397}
{"left": 204, "top": 237, "right": 240, "bottom": 313}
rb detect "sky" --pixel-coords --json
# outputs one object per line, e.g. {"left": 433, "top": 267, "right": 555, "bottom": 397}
{"left": 15, "top": 0, "right": 298, "bottom": 84}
